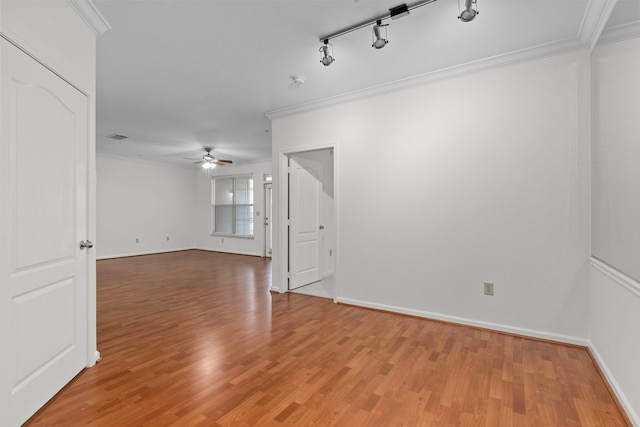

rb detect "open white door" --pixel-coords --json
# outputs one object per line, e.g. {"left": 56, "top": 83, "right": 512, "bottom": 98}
{"left": 288, "top": 157, "right": 321, "bottom": 289}
{"left": 0, "top": 39, "right": 90, "bottom": 426}
{"left": 265, "top": 183, "right": 273, "bottom": 257}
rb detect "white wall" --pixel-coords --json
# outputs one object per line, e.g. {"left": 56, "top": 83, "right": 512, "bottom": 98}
{"left": 592, "top": 36, "right": 640, "bottom": 283}
{"left": 590, "top": 262, "right": 640, "bottom": 424}
{"left": 96, "top": 155, "right": 195, "bottom": 258}
{"left": 590, "top": 36, "right": 640, "bottom": 424}
{"left": 272, "top": 50, "right": 591, "bottom": 343}
{"left": 193, "top": 162, "right": 271, "bottom": 257}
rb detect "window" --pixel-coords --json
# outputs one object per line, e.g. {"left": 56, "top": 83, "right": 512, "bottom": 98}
{"left": 212, "top": 175, "right": 254, "bottom": 236}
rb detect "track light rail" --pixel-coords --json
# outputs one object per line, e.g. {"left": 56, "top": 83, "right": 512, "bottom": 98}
{"left": 318, "top": 0, "right": 439, "bottom": 43}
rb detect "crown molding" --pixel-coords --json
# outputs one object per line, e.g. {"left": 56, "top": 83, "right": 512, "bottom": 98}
{"left": 266, "top": 36, "right": 587, "bottom": 120}
{"left": 578, "top": 0, "right": 618, "bottom": 49}
{"left": 597, "top": 19, "right": 640, "bottom": 45}
{"left": 66, "top": 0, "right": 111, "bottom": 36}
{"left": 266, "top": 0, "right": 624, "bottom": 121}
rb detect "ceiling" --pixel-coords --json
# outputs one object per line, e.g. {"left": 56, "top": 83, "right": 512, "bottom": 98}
{"left": 94, "top": 0, "right": 640, "bottom": 168}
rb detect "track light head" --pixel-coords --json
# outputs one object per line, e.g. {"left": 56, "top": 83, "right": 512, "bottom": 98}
{"left": 458, "top": 0, "right": 478, "bottom": 22}
{"left": 319, "top": 40, "right": 335, "bottom": 66}
{"left": 372, "top": 20, "right": 388, "bottom": 49}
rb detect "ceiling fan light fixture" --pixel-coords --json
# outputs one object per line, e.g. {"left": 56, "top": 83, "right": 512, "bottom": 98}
{"left": 202, "top": 161, "right": 215, "bottom": 169}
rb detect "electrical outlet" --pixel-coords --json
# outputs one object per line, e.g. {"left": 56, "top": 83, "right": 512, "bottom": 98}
{"left": 329, "top": 249, "right": 332, "bottom": 256}
{"left": 135, "top": 238, "right": 139, "bottom": 244}
{"left": 256, "top": 211, "right": 260, "bottom": 216}
{"left": 221, "top": 238, "right": 224, "bottom": 243}
{"left": 484, "top": 282, "right": 494, "bottom": 296}
{"left": 166, "top": 236, "right": 170, "bottom": 241}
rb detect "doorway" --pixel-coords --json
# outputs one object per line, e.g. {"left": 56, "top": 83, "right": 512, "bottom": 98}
{"left": 264, "top": 183, "right": 273, "bottom": 257}
{"left": 286, "top": 148, "right": 335, "bottom": 299}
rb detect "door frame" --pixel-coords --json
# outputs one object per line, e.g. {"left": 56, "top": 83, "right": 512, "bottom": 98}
{"left": 276, "top": 143, "right": 338, "bottom": 302}
{"left": 263, "top": 182, "right": 273, "bottom": 258}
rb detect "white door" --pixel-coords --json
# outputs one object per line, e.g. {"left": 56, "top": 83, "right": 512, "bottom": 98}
{"left": 0, "top": 39, "right": 90, "bottom": 426}
{"left": 265, "top": 183, "right": 273, "bottom": 257}
{"left": 288, "top": 158, "right": 321, "bottom": 289}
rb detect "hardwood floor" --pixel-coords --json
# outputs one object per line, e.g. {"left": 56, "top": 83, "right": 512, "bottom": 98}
{"left": 25, "top": 250, "right": 629, "bottom": 426}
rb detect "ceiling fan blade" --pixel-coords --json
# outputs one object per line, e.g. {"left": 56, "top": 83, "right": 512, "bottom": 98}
{"left": 183, "top": 157, "right": 202, "bottom": 160}
{"left": 192, "top": 160, "right": 204, "bottom": 165}
{"left": 213, "top": 159, "right": 233, "bottom": 165}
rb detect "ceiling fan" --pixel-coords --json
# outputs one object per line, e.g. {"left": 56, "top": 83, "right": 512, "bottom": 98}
{"left": 183, "top": 148, "right": 233, "bottom": 169}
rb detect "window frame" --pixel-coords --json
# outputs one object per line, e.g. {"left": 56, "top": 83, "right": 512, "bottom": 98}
{"left": 210, "top": 174, "right": 255, "bottom": 239}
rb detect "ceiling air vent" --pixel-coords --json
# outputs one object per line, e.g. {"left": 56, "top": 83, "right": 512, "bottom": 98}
{"left": 107, "top": 134, "right": 128, "bottom": 140}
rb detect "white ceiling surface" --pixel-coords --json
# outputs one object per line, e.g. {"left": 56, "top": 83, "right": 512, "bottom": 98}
{"left": 95, "top": 0, "right": 640, "bottom": 167}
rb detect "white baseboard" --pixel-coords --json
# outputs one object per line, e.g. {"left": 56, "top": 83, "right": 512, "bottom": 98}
{"left": 87, "top": 350, "right": 100, "bottom": 368}
{"left": 588, "top": 343, "right": 640, "bottom": 426}
{"left": 96, "top": 248, "right": 192, "bottom": 260}
{"left": 193, "top": 247, "right": 263, "bottom": 257}
{"left": 96, "top": 247, "right": 266, "bottom": 260}
{"left": 336, "top": 296, "right": 590, "bottom": 347}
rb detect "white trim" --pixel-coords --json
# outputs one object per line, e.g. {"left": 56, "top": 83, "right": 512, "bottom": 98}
{"left": 66, "top": 0, "right": 111, "bottom": 36}
{"left": 210, "top": 233, "right": 255, "bottom": 240}
{"left": 590, "top": 256, "right": 640, "bottom": 298}
{"left": 193, "top": 248, "right": 263, "bottom": 257}
{"left": 597, "top": 20, "right": 640, "bottom": 45}
{"left": 337, "top": 297, "right": 590, "bottom": 347}
{"left": 276, "top": 153, "right": 289, "bottom": 294}
{"left": 96, "top": 248, "right": 193, "bottom": 260}
{"left": 266, "top": 38, "right": 589, "bottom": 120}
{"left": 588, "top": 343, "right": 640, "bottom": 426}
{"left": 89, "top": 351, "right": 101, "bottom": 367}
{"left": 209, "top": 172, "right": 254, "bottom": 180}
{"left": 0, "top": 33, "right": 88, "bottom": 97}
{"left": 578, "top": 0, "right": 618, "bottom": 49}
{"left": 97, "top": 247, "right": 264, "bottom": 260}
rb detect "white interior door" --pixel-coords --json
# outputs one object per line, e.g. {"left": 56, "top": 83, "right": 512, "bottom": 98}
{"left": 0, "top": 38, "right": 89, "bottom": 426}
{"left": 265, "top": 183, "right": 273, "bottom": 257}
{"left": 288, "top": 157, "right": 321, "bottom": 289}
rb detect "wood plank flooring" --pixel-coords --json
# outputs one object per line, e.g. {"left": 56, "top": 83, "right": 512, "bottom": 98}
{"left": 25, "top": 250, "right": 629, "bottom": 426}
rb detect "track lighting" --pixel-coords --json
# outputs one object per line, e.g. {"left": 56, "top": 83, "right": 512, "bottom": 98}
{"left": 318, "top": 0, "right": 480, "bottom": 66}
{"left": 319, "top": 40, "right": 335, "bottom": 66}
{"left": 458, "top": 0, "right": 478, "bottom": 22}
{"left": 372, "top": 20, "right": 388, "bottom": 49}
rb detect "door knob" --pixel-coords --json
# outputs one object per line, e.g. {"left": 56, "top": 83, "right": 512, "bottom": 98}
{"left": 319, "top": 225, "right": 325, "bottom": 230}
{"left": 80, "top": 240, "right": 94, "bottom": 250}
